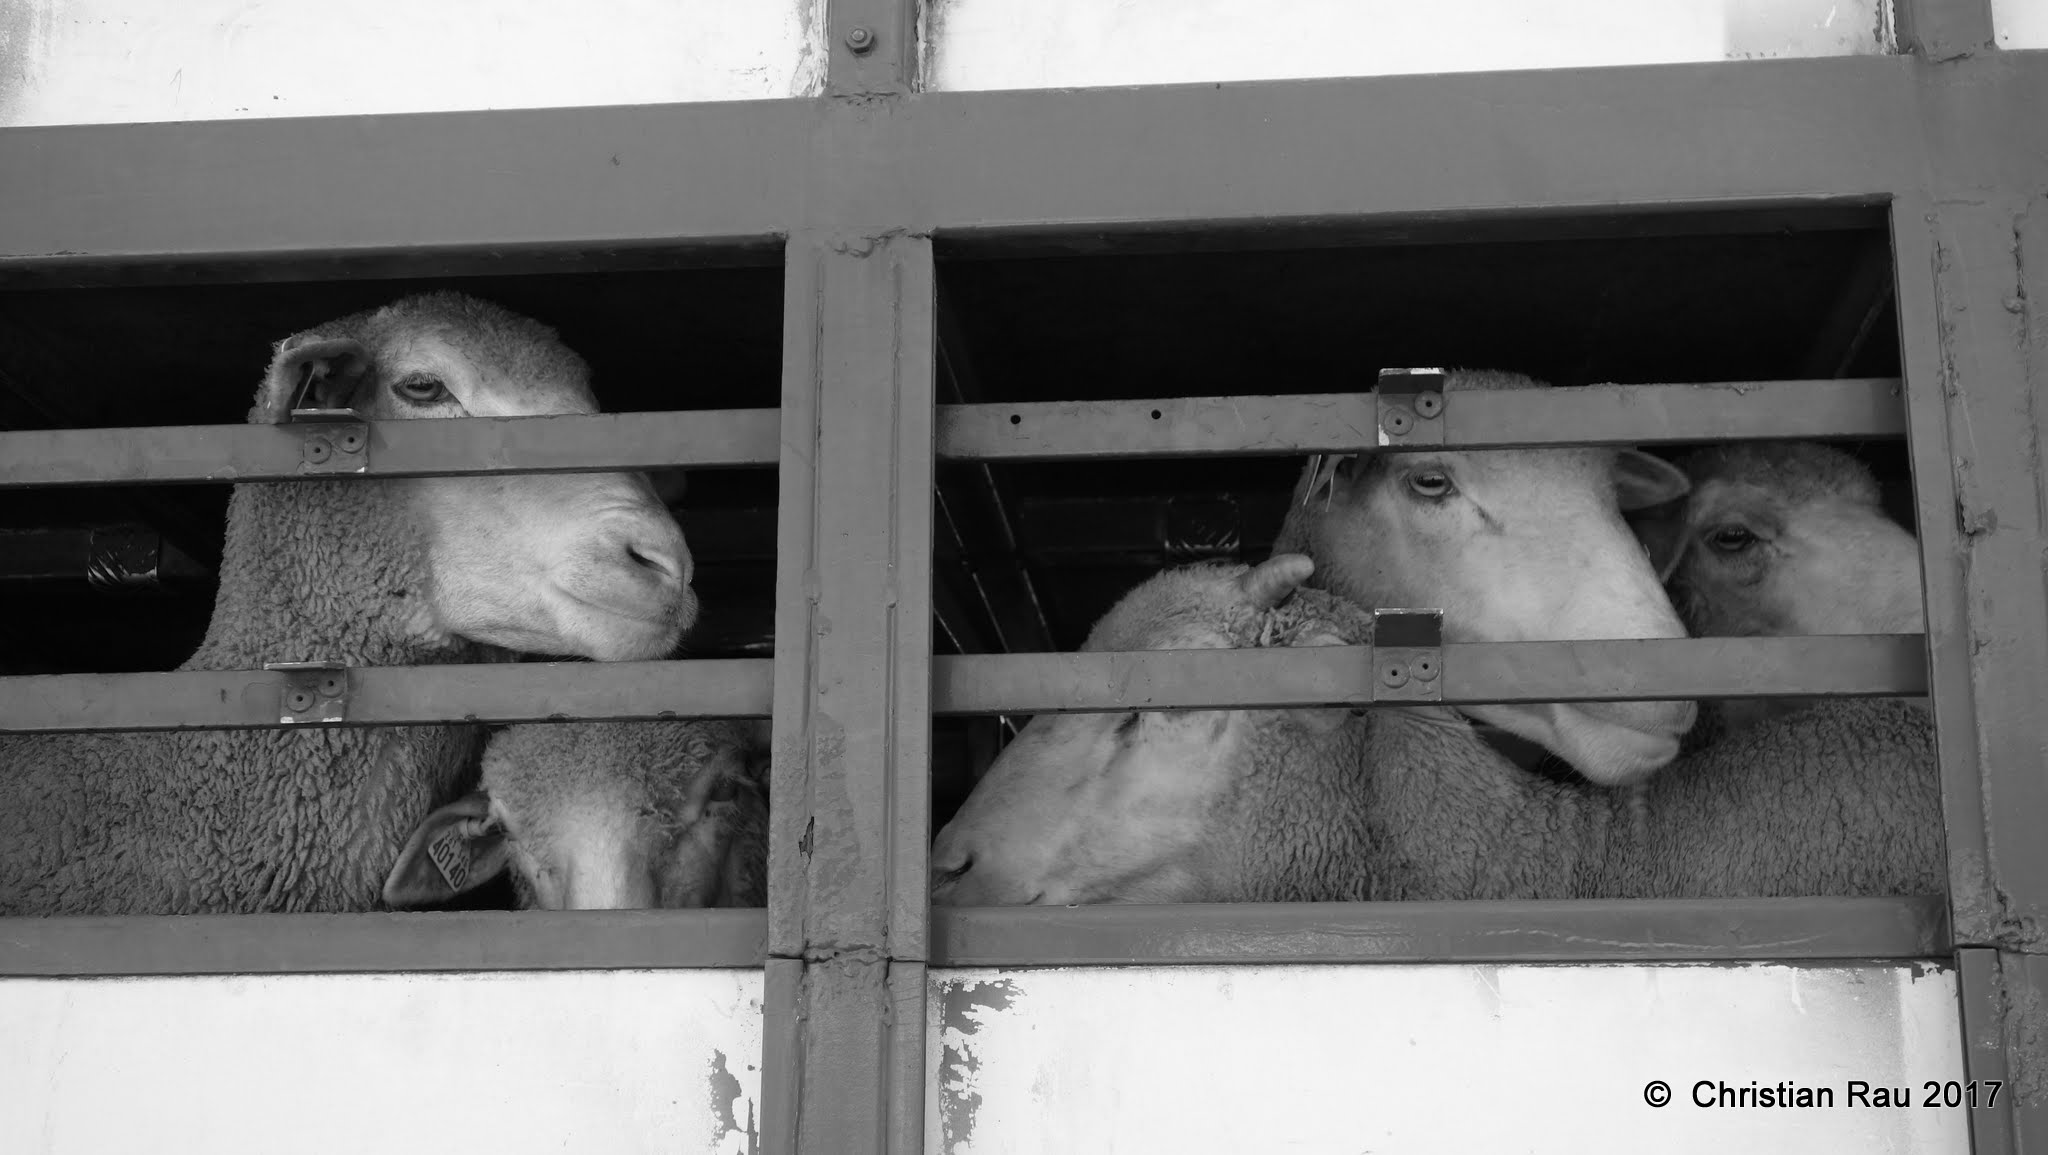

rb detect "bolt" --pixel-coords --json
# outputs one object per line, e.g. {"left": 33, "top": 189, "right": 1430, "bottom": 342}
{"left": 337, "top": 430, "right": 365, "bottom": 454}
{"left": 1380, "top": 663, "right": 1410, "bottom": 689}
{"left": 304, "top": 437, "right": 331, "bottom": 465}
{"left": 1383, "top": 411, "right": 1413, "bottom": 437}
{"left": 318, "top": 674, "right": 345, "bottom": 698}
{"left": 1414, "top": 392, "right": 1443, "bottom": 418}
{"left": 286, "top": 689, "right": 314, "bottom": 714}
{"left": 845, "top": 25, "right": 875, "bottom": 53}
{"left": 1412, "top": 656, "right": 1439, "bottom": 682}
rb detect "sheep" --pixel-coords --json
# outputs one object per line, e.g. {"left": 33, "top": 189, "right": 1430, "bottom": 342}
{"left": 928, "top": 555, "right": 1940, "bottom": 906}
{"left": 381, "top": 720, "right": 768, "bottom": 910}
{"left": 0, "top": 292, "right": 696, "bottom": 915}
{"left": 1273, "top": 369, "right": 1697, "bottom": 787}
{"left": 1636, "top": 440, "right": 1927, "bottom": 734}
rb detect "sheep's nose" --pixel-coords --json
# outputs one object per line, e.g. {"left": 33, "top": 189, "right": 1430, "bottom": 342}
{"left": 614, "top": 518, "right": 693, "bottom": 589}
{"left": 930, "top": 853, "right": 975, "bottom": 900}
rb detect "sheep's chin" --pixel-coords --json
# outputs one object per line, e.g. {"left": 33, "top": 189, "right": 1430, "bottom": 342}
{"left": 1463, "top": 700, "right": 1692, "bottom": 787}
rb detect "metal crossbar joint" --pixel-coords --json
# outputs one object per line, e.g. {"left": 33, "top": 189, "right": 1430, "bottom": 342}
{"left": 265, "top": 662, "right": 351, "bottom": 724}
{"left": 1372, "top": 609, "right": 1443, "bottom": 702}
{"left": 285, "top": 361, "right": 370, "bottom": 474}
{"left": 1374, "top": 367, "right": 1446, "bottom": 447}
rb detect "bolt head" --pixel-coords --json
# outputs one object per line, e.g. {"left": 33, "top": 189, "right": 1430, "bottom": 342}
{"left": 1383, "top": 411, "right": 1413, "bottom": 436}
{"left": 1414, "top": 392, "right": 1443, "bottom": 418}
{"left": 1379, "top": 663, "right": 1410, "bottom": 689}
{"left": 845, "top": 25, "right": 875, "bottom": 52}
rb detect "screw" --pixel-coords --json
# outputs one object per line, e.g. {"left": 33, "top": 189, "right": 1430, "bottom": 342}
{"left": 304, "top": 437, "right": 331, "bottom": 465}
{"left": 1380, "top": 663, "right": 1410, "bottom": 689}
{"left": 845, "top": 25, "right": 875, "bottom": 53}
{"left": 1414, "top": 392, "right": 1443, "bottom": 418}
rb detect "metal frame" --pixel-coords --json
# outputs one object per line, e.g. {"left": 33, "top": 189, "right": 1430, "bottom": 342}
{"left": 0, "top": 0, "right": 2042, "bottom": 1149}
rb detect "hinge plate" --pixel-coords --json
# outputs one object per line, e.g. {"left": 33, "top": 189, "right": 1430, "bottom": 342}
{"left": 265, "top": 661, "right": 351, "bottom": 725}
{"left": 1374, "top": 367, "right": 1446, "bottom": 447}
{"left": 1371, "top": 609, "right": 1443, "bottom": 703}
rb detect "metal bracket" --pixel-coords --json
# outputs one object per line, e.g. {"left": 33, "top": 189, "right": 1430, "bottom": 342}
{"left": 1374, "top": 367, "right": 1446, "bottom": 447}
{"left": 265, "top": 661, "right": 351, "bottom": 725}
{"left": 285, "top": 361, "right": 370, "bottom": 474}
{"left": 1371, "top": 609, "right": 1443, "bottom": 702}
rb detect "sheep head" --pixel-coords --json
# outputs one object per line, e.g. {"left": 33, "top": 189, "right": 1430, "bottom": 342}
{"left": 253, "top": 292, "right": 694, "bottom": 662}
{"left": 929, "top": 555, "right": 1354, "bottom": 907}
{"left": 1644, "top": 441, "right": 1925, "bottom": 639}
{"left": 383, "top": 720, "right": 768, "bottom": 910}
{"left": 1274, "top": 369, "right": 1696, "bottom": 787}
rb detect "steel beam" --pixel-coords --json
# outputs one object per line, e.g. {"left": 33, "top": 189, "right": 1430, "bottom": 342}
{"left": 931, "top": 896, "right": 1950, "bottom": 966}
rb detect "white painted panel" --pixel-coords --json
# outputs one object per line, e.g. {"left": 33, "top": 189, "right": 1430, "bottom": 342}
{"left": 929, "top": 963, "right": 1968, "bottom": 1154}
{"left": 1995, "top": 0, "right": 2048, "bottom": 47}
{"left": 0, "top": 0, "right": 826, "bottom": 128}
{"left": 921, "top": 0, "right": 1893, "bottom": 93}
{"left": 0, "top": 969, "right": 762, "bottom": 1155}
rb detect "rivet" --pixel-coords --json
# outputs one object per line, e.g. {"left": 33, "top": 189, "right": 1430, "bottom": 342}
{"left": 318, "top": 674, "right": 345, "bottom": 698}
{"left": 304, "top": 438, "right": 332, "bottom": 465}
{"left": 1412, "top": 656, "right": 1439, "bottom": 682}
{"left": 336, "top": 430, "right": 365, "bottom": 454}
{"left": 1413, "top": 392, "right": 1443, "bottom": 418}
{"left": 1380, "top": 663, "right": 1409, "bottom": 689}
{"left": 845, "top": 25, "right": 875, "bottom": 53}
{"left": 286, "top": 689, "right": 315, "bottom": 714}
{"left": 1383, "top": 411, "right": 1413, "bottom": 437}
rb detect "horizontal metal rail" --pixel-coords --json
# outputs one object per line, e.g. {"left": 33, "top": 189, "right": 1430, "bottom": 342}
{"left": 0, "top": 409, "right": 783, "bottom": 489}
{"left": 0, "top": 659, "right": 774, "bottom": 734}
{"left": 929, "top": 895, "right": 1950, "bottom": 966}
{"left": 1, "top": 636, "right": 1922, "bottom": 733}
{"left": 933, "top": 634, "right": 1926, "bottom": 716}
{"left": 0, "top": 380, "right": 1900, "bottom": 489}
{"left": 0, "top": 908, "right": 767, "bottom": 976}
{"left": 937, "top": 378, "right": 1905, "bottom": 462}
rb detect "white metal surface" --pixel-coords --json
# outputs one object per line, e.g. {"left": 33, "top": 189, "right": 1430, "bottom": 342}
{"left": 927, "top": 962, "right": 1968, "bottom": 1154}
{"left": 1995, "top": 0, "right": 2048, "bottom": 46}
{"left": 920, "top": 0, "right": 1893, "bottom": 93}
{"left": 0, "top": 0, "right": 826, "bottom": 128}
{"left": 1, "top": 968, "right": 763, "bottom": 1155}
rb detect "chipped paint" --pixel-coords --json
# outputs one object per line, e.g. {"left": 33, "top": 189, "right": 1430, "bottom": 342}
{"left": 933, "top": 977, "right": 1020, "bottom": 1152}
{"left": 2, "top": 969, "right": 763, "bottom": 1155}
{"left": 927, "top": 963, "right": 1966, "bottom": 1154}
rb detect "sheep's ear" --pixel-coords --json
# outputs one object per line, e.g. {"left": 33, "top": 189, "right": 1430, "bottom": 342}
{"left": 382, "top": 792, "right": 511, "bottom": 909}
{"left": 250, "top": 333, "right": 371, "bottom": 424}
{"left": 1628, "top": 501, "right": 1692, "bottom": 583}
{"left": 1612, "top": 449, "right": 1691, "bottom": 513}
{"left": 1239, "top": 553, "right": 1315, "bottom": 609}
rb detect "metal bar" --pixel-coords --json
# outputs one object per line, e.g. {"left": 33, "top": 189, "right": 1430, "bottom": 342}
{"left": 930, "top": 897, "right": 1950, "bottom": 967}
{"left": 0, "top": 659, "right": 773, "bottom": 733}
{"left": 1957, "top": 948, "right": 2020, "bottom": 1153}
{"left": 932, "top": 635, "right": 1927, "bottom": 716}
{"left": 0, "top": 908, "right": 766, "bottom": 976}
{"left": 0, "top": 100, "right": 808, "bottom": 277}
{"left": 1897, "top": 0, "right": 1999, "bottom": 61}
{"left": 0, "top": 410, "right": 780, "bottom": 489}
{"left": 936, "top": 379, "right": 1905, "bottom": 462}
{"left": 765, "top": 232, "right": 935, "bottom": 1155}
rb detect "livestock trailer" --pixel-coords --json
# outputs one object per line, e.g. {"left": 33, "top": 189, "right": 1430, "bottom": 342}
{"left": 1, "top": 1, "right": 2044, "bottom": 1151}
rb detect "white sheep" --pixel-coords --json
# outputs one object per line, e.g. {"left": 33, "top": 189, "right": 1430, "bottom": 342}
{"left": 1273, "top": 369, "right": 1697, "bottom": 787}
{"left": 1640, "top": 440, "right": 1926, "bottom": 734}
{"left": 929, "top": 556, "right": 1939, "bottom": 905}
{"left": 1, "top": 292, "right": 696, "bottom": 915}
{"left": 381, "top": 720, "right": 768, "bottom": 910}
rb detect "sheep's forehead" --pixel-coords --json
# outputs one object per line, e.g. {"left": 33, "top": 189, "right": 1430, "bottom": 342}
{"left": 362, "top": 295, "right": 598, "bottom": 418}
{"left": 1681, "top": 443, "right": 1878, "bottom": 513}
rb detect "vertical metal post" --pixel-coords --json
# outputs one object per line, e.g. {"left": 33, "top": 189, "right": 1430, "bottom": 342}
{"left": 765, "top": 230, "right": 936, "bottom": 1155}
{"left": 1895, "top": 0, "right": 1998, "bottom": 61}
{"left": 1894, "top": 58, "right": 2048, "bottom": 1148}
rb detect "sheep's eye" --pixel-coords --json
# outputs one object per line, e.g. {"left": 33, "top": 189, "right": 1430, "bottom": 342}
{"left": 1706, "top": 525, "right": 1758, "bottom": 553}
{"left": 393, "top": 376, "right": 450, "bottom": 404}
{"left": 1406, "top": 469, "right": 1454, "bottom": 499}
{"left": 706, "top": 778, "right": 740, "bottom": 804}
